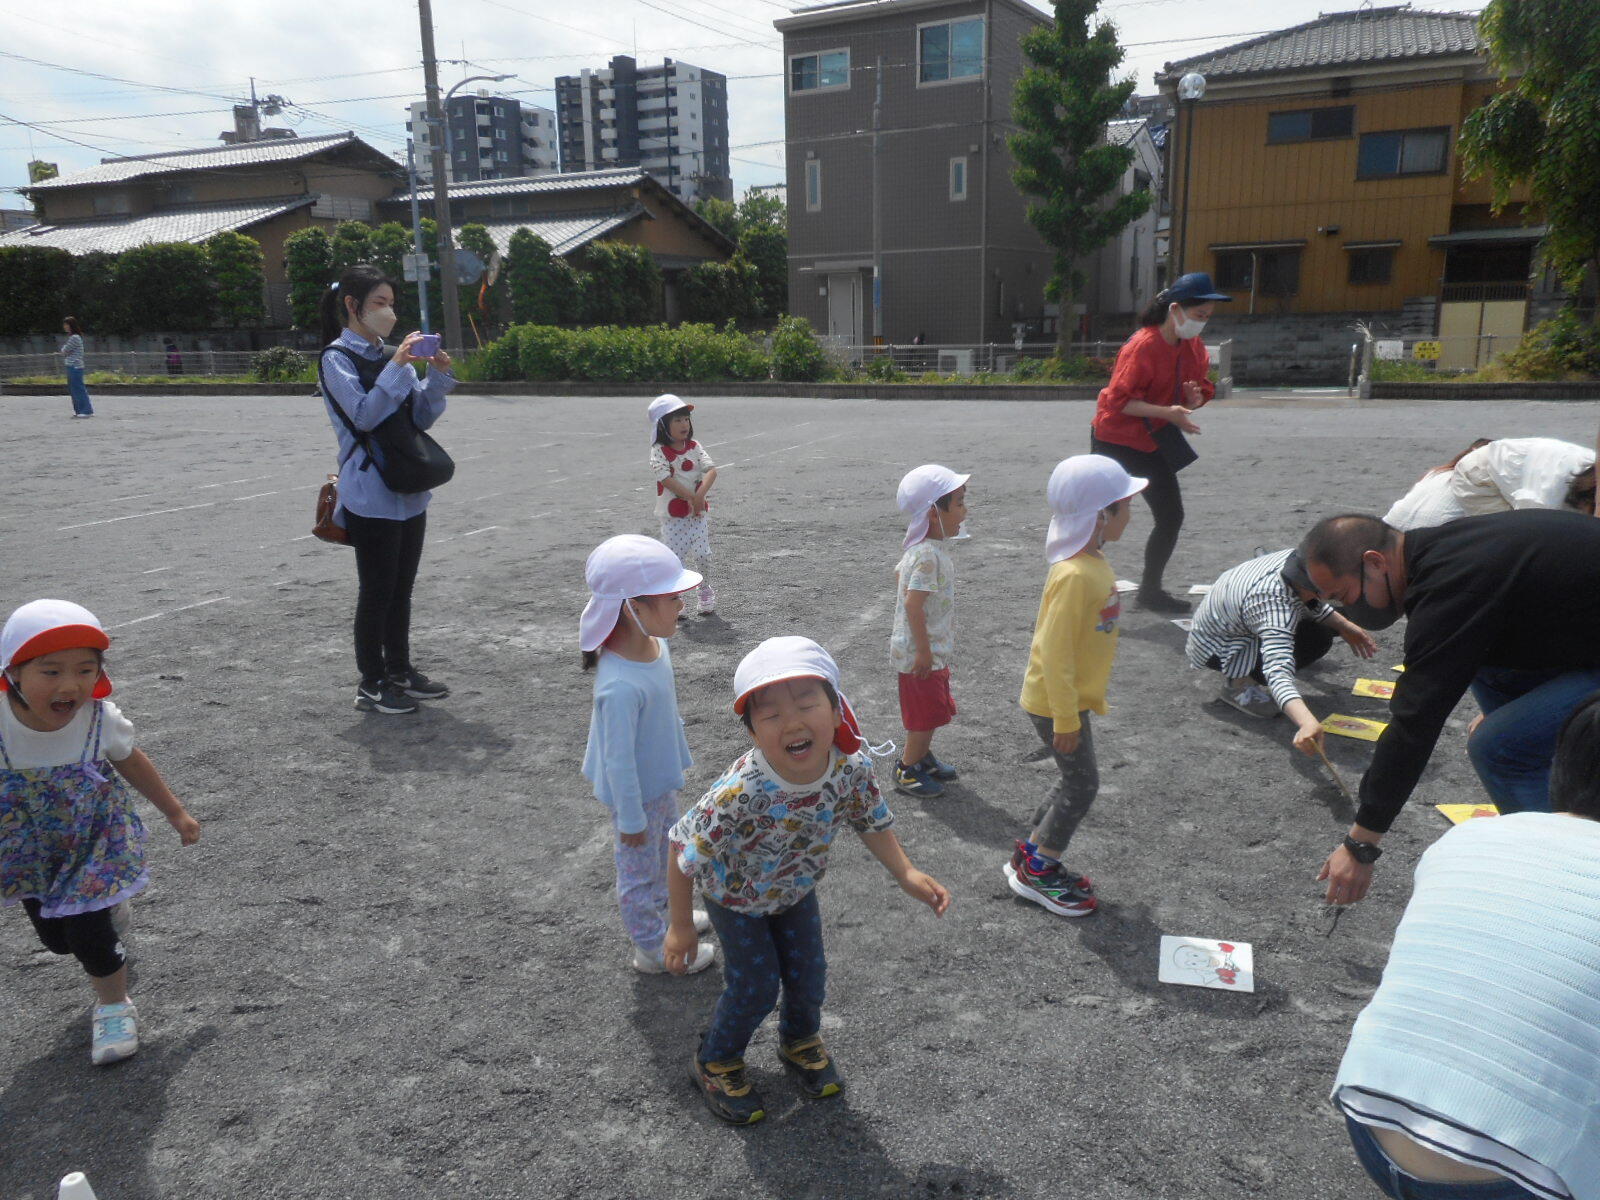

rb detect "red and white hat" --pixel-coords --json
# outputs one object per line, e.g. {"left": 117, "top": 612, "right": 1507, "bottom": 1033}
{"left": 897, "top": 463, "right": 970, "bottom": 549}
{"left": 732, "top": 635, "right": 866, "bottom": 754}
{"left": 579, "top": 535, "right": 703, "bottom": 652}
{"left": 0, "top": 599, "right": 113, "bottom": 697}
{"left": 647, "top": 393, "right": 694, "bottom": 443}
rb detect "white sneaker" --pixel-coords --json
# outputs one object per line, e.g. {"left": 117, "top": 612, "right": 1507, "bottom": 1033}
{"left": 632, "top": 941, "right": 716, "bottom": 975}
{"left": 91, "top": 1000, "right": 139, "bottom": 1065}
{"left": 697, "top": 584, "right": 717, "bottom": 614}
{"left": 1219, "top": 680, "right": 1280, "bottom": 719}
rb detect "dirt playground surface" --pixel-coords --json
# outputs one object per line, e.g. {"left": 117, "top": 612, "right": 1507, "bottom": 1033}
{"left": 2, "top": 389, "right": 1595, "bottom": 1199}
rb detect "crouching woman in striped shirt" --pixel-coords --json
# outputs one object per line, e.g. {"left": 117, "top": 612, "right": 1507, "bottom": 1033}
{"left": 1186, "top": 548, "right": 1376, "bottom": 752}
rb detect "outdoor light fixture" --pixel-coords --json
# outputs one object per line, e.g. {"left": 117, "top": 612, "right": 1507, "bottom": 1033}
{"left": 1177, "top": 72, "right": 1207, "bottom": 102}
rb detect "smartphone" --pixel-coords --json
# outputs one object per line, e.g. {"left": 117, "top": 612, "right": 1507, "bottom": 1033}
{"left": 412, "top": 333, "right": 441, "bottom": 358}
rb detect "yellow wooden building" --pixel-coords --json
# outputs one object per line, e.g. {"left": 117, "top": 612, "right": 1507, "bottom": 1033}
{"left": 1157, "top": 6, "right": 1542, "bottom": 369}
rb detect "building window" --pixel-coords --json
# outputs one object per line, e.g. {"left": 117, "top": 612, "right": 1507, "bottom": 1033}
{"left": 789, "top": 49, "right": 850, "bottom": 93}
{"left": 494, "top": 128, "right": 507, "bottom": 140}
{"left": 918, "top": 17, "right": 984, "bottom": 85}
{"left": 1347, "top": 245, "right": 1397, "bottom": 285}
{"left": 1214, "top": 247, "right": 1302, "bottom": 297}
{"left": 496, "top": 149, "right": 509, "bottom": 162}
{"left": 1358, "top": 127, "right": 1449, "bottom": 179}
{"left": 805, "top": 159, "right": 822, "bottom": 212}
{"left": 1267, "top": 105, "right": 1354, "bottom": 144}
{"left": 949, "top": 155, "right": 967, "bottom": 201}
{"left": 494, "top": 105, "right": 506, "bottom": 118}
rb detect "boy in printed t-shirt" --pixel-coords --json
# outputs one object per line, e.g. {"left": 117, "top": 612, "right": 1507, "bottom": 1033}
{"left": 889, "top": 465, "right": 970, "bottom": 799}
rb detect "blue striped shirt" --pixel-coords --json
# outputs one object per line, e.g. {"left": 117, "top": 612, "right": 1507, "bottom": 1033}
{"left": 321, "top": 328, "right": 456, "bottom": 520}
{"left": 60, "top": 333, "right": 84, "bottom": 368}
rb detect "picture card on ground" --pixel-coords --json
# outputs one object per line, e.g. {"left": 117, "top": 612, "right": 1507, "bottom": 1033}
{"left": 1116, "top": 579, "right": 1139, "bottom": 593}
{"left": 1171, "top": 618, "right": 1194, "bottom": 631}
{"left": 1391, "top": 664, "right": 1406, "bottom": 673}
{"left": 1187, "top": 584, "right": 1212, "bottom": 595}
{"left": 1158, "top": 936, "right": 1254, "bottom": 993}
{"left": 1323, "top": 714, "right": 1388, "bottom": 742}
{"left": 1437, "top": 803, "right": 1500, "bottom": 824}
{"left": 1352, "top": 678, "right": 1396, "bottom": 699}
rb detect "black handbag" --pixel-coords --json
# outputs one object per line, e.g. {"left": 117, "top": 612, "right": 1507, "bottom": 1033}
{"left": 319, "top": 345, "right": 455, "bottom": 495}
{"left": 1144, "top": 352, "right": 1199, "bottom": 472}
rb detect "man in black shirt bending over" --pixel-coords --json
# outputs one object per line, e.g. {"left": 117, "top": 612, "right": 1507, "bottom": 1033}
{"left": 1300, "top": 509, "right": 1600, "bottom": 905}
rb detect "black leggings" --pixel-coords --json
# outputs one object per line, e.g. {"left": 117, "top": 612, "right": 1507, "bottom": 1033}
{"left": 22, "top": 899, "right": 125, "bottom": 978}
{"left": 343, "top": 509, "right": 427, "bottom": 684}
{"left": 1205, "top": 619, "right": 1338, "bottom": 681}
{"left": 1089, "top": 434, "right": 1183, "bottom": 592}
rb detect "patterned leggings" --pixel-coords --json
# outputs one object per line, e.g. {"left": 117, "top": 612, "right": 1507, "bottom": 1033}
{"left": 611, "top": 790, "right": 679, "bottom": 955}
{"left": 699, "top": 891, "right": 826, "bottom": 1064}
{"left": 659, "top": 516, "right": 713, "bottom": 587}
{"left": 1028, "top": 710, "right": 1100, "bottom": 854}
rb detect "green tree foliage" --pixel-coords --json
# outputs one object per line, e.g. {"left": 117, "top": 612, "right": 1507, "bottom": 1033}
{"left": 0, "top": 246, "right": 75, "bottom": 335}
{"left": 69, "top": 251, "right": 129, "bottom": 336}
{"left": 679, "top": 256, "right": 761, "bottom": 323}
{"left": 693, "top": 196, "right": 739, "bottom": 241}
{"left": 577, "top": 241, "right": 661, "bottom": 325}
{"left": 368, "top": 221, "right": 416, "bottom": 329}
{"left": 284, "top": 227, "right": 334, "bottom": 330}
{"left": 1459, "top": 0, "right": 1600, "bottom": 288}
{"left": 505, "top": 230, "right": 572, "bottom": 325}
{"left": 204, "top": 230, "right": 266, "bottom": 327}
{"left": 116, "top": 243, "right": 214, "bottom": 330}
{"left": 466, "top": 321, "right": 773, "bottom": 382}
{"left": 1009, "top": 0, "right": 1152, "bottom": 351}
{"left": 771, "top": 314, "right": 826, "bottom": 381}
{"left": 455, "top": 223, "right": 501, "bottom": 324}
{"left": 329, "top": 221, "right": 374, "bottom": 276}
{"left": 738, "top": 221, "right": 787, "bottom": 318}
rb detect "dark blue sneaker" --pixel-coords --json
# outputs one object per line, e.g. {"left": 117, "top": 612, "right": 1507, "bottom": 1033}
{"left": 920, "top": 753, "right": 959, "bottom": 781}
{"left": 892, "top": 758, "right": 945, "bottom": 798}
{"left": 779, "top": 1034, "right": 843, "bottom": 1099}
{"left": 388, "top": 669, "right": 449, "bottom": 699}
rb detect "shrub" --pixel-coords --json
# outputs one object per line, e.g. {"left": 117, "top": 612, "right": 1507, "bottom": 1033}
{"left": 1478, "top": 310, "right": 1600, "bottom": 381}
{"left": 517, "top": 326, "right": 573, "bottom": 381}
{"left": 117, "top": 242, "right": 214, "bottom": 330}
{"left": 678, "top": 257, "right": 760, "bottom": 324}
{"left": 284, "top": 227, "right": 334, "bottom": 330}
{"left": 1009, "top": 356, "right": 1044, "bottom": 381}
{"left": 70, "top": 251, "right": 129, "bottom": 336}
{"left": 0, "top": 245, "right": 76, "bottom": 335}
{"left": 864, "top": 354, "right": 908, "bottom": 382}
{"left": 771, "top": 315, "right": 825, "bottom": 382}
{"left": 251, "top": 346, "right": 309, "bottom": 382}
{"left": 472, "top": 322, "right": 772, "bottom": 382}
{"left": 205, "top": 230, "right": 266, "bottom": 327}
{"left": 1371, "top": 358, "right": 1439, "bottom": 383}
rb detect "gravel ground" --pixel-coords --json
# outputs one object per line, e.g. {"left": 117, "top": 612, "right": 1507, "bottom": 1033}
{"left": 2, "top": 388, "right": 1595, "bottom": 1200}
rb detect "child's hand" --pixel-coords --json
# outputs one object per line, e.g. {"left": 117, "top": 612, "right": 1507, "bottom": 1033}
{"left": 912, "top": 647, "right": 934, "bottom": 678}
{"left": 1051, "top": 728, "right": 1080, "bottom": 755}
{"left": 899, "top": 869, "right": 951, "bottom": 916}
{"left": 662, "top": 923, "right": 699, "bottom": 974}
{"left": 1293, "top": 720, "right": 1325, "bottom": 758}
{"left": 690, "top": 495, "right": 707, "bottom": 516}
{"left": 618, "top": 828, "right": 648, "bottom": 848}
{"left": 170, "top": 812, "right": 201, "bottom": 846}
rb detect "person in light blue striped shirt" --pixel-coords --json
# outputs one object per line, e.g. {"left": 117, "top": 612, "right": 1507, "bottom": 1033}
{"left": 59, "top": 316, "right": 93, "bottom": 418}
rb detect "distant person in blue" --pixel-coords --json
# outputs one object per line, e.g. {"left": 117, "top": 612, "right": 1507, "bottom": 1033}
{"left": 59, "top": 316, "right": 93, "bottom": 418}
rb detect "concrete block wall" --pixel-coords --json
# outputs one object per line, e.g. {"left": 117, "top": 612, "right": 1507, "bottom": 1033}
{"left": 1204, "top": 308, "right": 1423, "bottom": 386}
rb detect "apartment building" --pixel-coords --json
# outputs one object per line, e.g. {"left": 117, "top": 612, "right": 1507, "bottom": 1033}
{"left": 406, "top": 94, "right": 558, "bottom": 185}
{"left": 554, "top": 56, "right": 732, "bottom": 206}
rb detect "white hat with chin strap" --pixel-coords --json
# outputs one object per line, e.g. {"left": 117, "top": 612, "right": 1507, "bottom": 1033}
{"left": 579, "top": 535, "right": 702, "bottom": 653}
{"left": 1044, "top": 455, "right": 1147, "bottom": 564}
{"left": 896, "top": 464, "right": 971, "bottom": 549}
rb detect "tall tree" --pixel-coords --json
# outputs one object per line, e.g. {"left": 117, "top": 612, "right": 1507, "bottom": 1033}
{"left": 204, "top": 230, "right": 266, "bottom": 327}
{"left": 735, "top": 190, "right": 788, "bottom": 319}
{"left": 694, "top": 196, "right": 739, "bottom": 242}
{"left": 1459, "top": 0, "right": 1600, "bottom": 291}
{"left": 1010, "top": 0, "right": 1152, "bottom": 352}
{"left": 505, "top": 230, "right": 573, "bottom": 325}
{"left": 283, "top": 227, "right": 334, "bottom": 330}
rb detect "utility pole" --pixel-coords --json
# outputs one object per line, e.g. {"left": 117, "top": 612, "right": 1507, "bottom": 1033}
{"left": 407, "top": 139, "right": 432, "bottom": 334}
{"left": 417, "top": 0, "right": 463, "bottom": 353}
{"left": 871, "top": 54, "right": 883, "bottom": 346}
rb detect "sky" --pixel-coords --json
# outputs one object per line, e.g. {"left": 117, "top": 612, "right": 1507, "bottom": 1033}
{"left": 0, "top": 0, "right": 1488, "bottom": 206}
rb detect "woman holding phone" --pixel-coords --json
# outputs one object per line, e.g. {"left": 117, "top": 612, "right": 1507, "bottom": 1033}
{"left": 1089, "top": 272, "right": 1231, "bottom": 613}
{"left": 318, "top": 264, "right": 457, "bottom": 715}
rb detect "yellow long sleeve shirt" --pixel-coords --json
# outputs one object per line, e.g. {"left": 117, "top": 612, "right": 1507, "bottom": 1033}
{"left": 1019, "top": 553, "right": 1122, "bottom": 733}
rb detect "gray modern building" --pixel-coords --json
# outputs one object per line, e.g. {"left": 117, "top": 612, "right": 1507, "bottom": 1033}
{"left": 554, "top": 57, "right": 732, "bottom": 206}
{"left": 406, "top": 94, "right": 558, "bottom": 185}
{"left": 776, "top": 0, "right": 1063, "bottom": 346}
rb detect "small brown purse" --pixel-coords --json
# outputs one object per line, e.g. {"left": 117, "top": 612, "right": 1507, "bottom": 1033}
{"left": 312, "top": 474, "right": 349, "bottom": 545}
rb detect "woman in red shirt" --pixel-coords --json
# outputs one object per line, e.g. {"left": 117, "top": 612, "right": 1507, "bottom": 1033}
{"left": 1090, "top": 272, "right": 1231, "bottom": 613}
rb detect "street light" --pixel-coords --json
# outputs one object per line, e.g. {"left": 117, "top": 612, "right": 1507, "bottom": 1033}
{"left": 1174, "top": 71, "right": 1206, "bottom": 281}
{"left": 423, "top": 72, "right": 512, "bottom": 354}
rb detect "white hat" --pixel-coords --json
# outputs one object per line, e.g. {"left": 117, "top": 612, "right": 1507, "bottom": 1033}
{"left": 579, "top": 535, "right": 703, "bottom": 652}
{"left": 646, "top": 394, "right": 694, "bottom": 443}
{"left": 1, "top": 598, "right": 113, "bottom": 697}
{"left": 1045, "top": 455, "right": 1147, "bottom": 564}
{"left": 896, "top": 464, "right": 971, "bottom": 549}
{"left": 732, "top": 635, "right": 865, "bottom": 754}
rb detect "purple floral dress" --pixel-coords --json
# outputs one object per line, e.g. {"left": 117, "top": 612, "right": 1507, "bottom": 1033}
{"left": 0, "top": 701, "right": 148, "bottom": 919}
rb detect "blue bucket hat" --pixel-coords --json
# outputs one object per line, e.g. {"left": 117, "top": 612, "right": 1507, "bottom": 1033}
{"left": 1165, "top": 272, "right": 1232, "bottom": 304}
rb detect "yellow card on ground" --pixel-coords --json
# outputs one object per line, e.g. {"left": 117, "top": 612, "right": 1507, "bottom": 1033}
{"left": 1436, "top": 803, "right": 1500, "bottom": 824}
{"left": 1391, "top": 664, "right": 1406, "bottom": 673}
{"left": 1352, "top": 678, "right": 1396, "bottom": 699}
{"left": 1322, "top": 714, "right": 1388, "bottom": 742}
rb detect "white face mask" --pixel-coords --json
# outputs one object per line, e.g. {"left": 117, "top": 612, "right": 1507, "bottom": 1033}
{"left": 1171, "top": 306, "right": 1206, "bottom": 340}
{"left": 360, "top": 303, "right": 397, "bottom": 340}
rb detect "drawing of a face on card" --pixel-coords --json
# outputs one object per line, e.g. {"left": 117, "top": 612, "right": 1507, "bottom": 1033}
{"left": 1352, "top": 678, "right": 1395, "bottom": 699}
{"left": 1437, "top": 803, "right": 1500, "bottom": 824}
{"left": 1158, "top": 936, "right": 1254, "bottom": 993}
{"left": 1323, "top": 714, "right": 1388, "bottom": 742}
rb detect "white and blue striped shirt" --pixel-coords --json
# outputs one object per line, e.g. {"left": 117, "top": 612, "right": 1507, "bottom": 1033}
{"left": 60, "top": 333, "right": 84, "bottom": 369}
{"left": 1185, "top": 549, "right": 1333, "bottom": 709}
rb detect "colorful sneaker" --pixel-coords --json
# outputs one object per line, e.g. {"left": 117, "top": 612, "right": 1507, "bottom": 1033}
{"left": 633, "top": 941, "right": 716, "bottom": 975}
{"left": 697, "top": 584, "right": 717, "bottom": 615}
{"left": 388, "top": 669, "right": 449, "bottom": 699}
{"left": 920, "top": 753, "right": 959, "bottom": 781}
{"left": 893, "top": 758, "right": 945, "bottom": 798}
{"left": 690, "top": 1054, "right": 766, "bottom": 1125}
{"left": 354, "top": 680, "right": 418, "bottom": 715}
{"left": 91, "top": 1000, "right": 139, "bottom": 1065}
{"left": 1007, "top": 859, "right": 1097, "bottom": 917}
{"left": 1218, "top": 679, "right": 1278, "bottom": 719}
{"left": 779, "top": 1034, "right": 843, "bottom": 1099}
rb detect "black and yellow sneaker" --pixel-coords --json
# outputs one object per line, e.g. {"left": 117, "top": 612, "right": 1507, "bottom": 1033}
{"left": 778, "top": 1034, "right": 843, "bottom": 1099}
{"left": 690, "top": 1055, "right": 766, "bottom": 1125}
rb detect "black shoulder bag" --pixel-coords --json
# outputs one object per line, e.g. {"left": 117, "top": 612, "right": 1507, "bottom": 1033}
{"left": 1143, "top": 348, "right": 1199, "bottom": 472}
{"left": 319, "top": 344, "right": 456, "bottom": 495}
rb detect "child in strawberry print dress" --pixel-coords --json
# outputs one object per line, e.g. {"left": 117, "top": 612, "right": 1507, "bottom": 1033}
{"left": 647, "top": 394, "right": 718, "bottom": 616}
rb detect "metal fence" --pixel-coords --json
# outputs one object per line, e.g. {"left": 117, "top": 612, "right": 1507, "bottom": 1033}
{"left": 1349, "top": 327, "right": 1520, "bottom": 396}
{"left": 0, "top": 350, "right": 270, "bottom": 380}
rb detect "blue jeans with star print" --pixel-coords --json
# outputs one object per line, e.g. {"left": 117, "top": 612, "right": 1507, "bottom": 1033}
{"left": 699, "top": 891, "right": 827, "bottom": 1065}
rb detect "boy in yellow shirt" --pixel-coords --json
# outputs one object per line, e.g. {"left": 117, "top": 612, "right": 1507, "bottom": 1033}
{"left": 1008, "top": 455, "right": 1146, "bottom": 916}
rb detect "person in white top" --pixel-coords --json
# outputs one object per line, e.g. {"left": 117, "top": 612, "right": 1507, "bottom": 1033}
{"left": 1384, "top": 437, "right": 1595, "bottom": 532}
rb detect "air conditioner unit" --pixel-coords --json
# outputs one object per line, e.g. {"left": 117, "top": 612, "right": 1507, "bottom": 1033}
{"left": 937, "top": 349, "right": 974, "bottom": 375}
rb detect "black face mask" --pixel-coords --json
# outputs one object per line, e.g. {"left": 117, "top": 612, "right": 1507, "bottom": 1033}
{"left": 1340, "top": 558, "right": 1405, "bottom": 631}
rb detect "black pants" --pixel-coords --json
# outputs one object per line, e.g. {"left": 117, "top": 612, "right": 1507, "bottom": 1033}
{"left": 22, "top": 898, "right": 124, "bottom": 978}
{"left": 1206, "top": 619, "right": 1338, "bottom": 681}
{"left": 1089, "top": 434, "right": 1183, "bottom": 593}
{"left": 343, "top": 509, "right": 427, "bottom": 685}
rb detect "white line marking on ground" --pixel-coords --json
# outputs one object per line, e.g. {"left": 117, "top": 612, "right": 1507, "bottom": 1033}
{"left": 105, "top": 594, "right": 228, "bottom": 630}
{"left": 462, "top": 525, "right": 501, "bottom": 537}
{"left": 233, "top": 491, "right": 279, "bottom": 501}
{"left": 291, "top": 534, "right": 315, "bottom": 541}
{"left": 141, "top": 566, "right": 173, "bottom": 575}
{"left": 58, "top": 502, "right": 216, "bottom": 532}
{"left": 170, "top": 596, "right": 229, "bottom": 614}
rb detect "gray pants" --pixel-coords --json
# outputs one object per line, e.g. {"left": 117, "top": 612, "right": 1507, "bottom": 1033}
{"left": 1028, "top": 711, "right": 1099, "bottom": 854}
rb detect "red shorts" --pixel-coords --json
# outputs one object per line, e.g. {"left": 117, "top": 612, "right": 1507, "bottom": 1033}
{"left": 898, "top": 668, "right": 956, "bottom": 732}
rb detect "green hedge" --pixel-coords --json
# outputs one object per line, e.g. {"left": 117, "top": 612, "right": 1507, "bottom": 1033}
{"left": 464, "top": 320, "right": 813, "bottom": 383}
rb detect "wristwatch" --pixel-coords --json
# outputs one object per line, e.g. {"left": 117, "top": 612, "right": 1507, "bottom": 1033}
{"left": 1342, "top": 835, "right": 1382, "bottom": 865}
